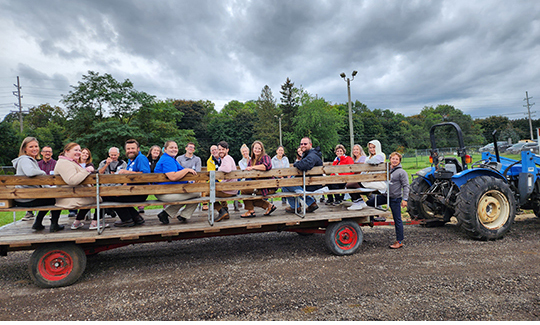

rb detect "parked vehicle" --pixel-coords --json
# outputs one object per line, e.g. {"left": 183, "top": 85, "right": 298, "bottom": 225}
{"left": 478, "top": 141, "right": 511, "bottom": 153}
{"left": 505, "top": 142, "right": 528, "bottom": 154}
{"left": 521, "top": 141, "right": 539, "bottom": 154}
{"left": 408, "top": 122, "right": 540, "bottom": 241}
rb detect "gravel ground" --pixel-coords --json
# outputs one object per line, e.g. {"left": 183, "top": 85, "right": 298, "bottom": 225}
{"left": 1, "top": 213, "right": 540, "bottom": 321}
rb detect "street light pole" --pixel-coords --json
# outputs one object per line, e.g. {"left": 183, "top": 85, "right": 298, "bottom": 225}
{"left": 341, "top": 71, "right": 357, "bottom": 151}
{"left": 274, "top": 113, "right": 284, "bottom": 146}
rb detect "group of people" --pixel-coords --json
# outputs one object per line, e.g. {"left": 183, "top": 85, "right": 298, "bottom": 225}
{"left": 12, "top": 136, "right": 409, "bottom": 249}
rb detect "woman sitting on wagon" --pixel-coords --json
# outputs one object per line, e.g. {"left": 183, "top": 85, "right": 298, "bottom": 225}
{"left": 12, "top": 137, "right": 64, "bottom": 232}
{"left": 240, "top": 141, "right": 277, "bottom": 218}
{"left": 54, "top": 142, "right": 106, "bottom": 230}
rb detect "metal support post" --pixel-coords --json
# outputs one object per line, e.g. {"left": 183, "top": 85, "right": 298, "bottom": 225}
{"left": 208, "top": 171, "right": 216, "bottom": 226}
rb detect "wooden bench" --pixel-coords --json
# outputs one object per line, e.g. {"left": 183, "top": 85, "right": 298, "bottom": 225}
{"left": 0, "top": 163, "right": 389, "bottom": 229}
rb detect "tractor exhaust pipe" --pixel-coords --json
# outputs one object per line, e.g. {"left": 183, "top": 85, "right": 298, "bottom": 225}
{"left": 492, "top": 130, "right": 501, "bottom": 163}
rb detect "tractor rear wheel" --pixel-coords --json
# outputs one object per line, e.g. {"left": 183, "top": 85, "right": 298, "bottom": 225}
{"left": 455, "top": 176, "right": 515, "bottom": 240}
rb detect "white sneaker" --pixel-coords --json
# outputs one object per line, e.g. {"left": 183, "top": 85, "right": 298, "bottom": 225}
{"left": 22, "top": 211, "right": 35, "bottom": 221}
{"left": 348, "top": 202, "right": 364, "bottom": 210}
{"left": 359, "top": 201, "right": 368, "bottom": 208}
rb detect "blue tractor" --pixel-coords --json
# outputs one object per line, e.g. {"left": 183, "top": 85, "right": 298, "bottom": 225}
{"left": 407, "top": 122, "right": 539, "bottom": 240}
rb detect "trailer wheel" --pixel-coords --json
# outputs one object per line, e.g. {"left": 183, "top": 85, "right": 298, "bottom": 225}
{"left": 407, "top": 178, "right": 435, "bottom": 220}
{"left": 29, "top": 243, "right": 86, "bottom": 288}
{"left": 455, "top": 176, "right": 516, "bottom": 240}
{"left": 325, "top": 221, "right": 363, "bottom": 255}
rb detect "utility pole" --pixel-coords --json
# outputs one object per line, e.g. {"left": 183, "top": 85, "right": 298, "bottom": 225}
{"left": 11, "top": 76, "right": 27, "bottom": 133}
{"left": 524, "top": 91, "right": 535, "bottom": 140}
{"left": 340, "top": 71, "right": 358, "bottom": 151}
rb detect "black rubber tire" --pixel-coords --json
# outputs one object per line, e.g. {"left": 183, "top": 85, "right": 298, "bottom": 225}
{"left": 455, "top": 176, "right": 516, "bottom": 240}
{"left": 29, "top": 243, "right": 87, "bottom": 288}
{"left": 325, "top": 220, "right": 363, "bottom": 256}
{"left": 407, "top": 177, "right": 435, "bottom": 220}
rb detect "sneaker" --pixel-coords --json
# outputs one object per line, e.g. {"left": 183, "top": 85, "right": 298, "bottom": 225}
{"left": 374, "top": 216, "right": 386, "bottom": 222}
{"left": 22, "top": 211, "right": 34, "bottom": 221}
{"left": 68, "top": 211, "right": 77, "bottom": 218}
{"left": 348, "top": 201, "right": 367, "bottom": 211}
{"left": 89, "top": 223, "right": 110, "bottom": 230}
{"left": 71, "top": 222, "right": 84, "bottom": 230}
{"left": 390, "top": 241, "right": 403, "bottom": 249}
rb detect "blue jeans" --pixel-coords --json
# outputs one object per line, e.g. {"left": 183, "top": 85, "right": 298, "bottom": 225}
{"left": 367, "top": 195, "right": 404, "bottom": 242}
{"left": 281, "top": 186, "right": 315, "bottom": 209}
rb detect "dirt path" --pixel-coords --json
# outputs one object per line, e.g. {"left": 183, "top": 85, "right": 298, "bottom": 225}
{"left": 1, "top": 214, "right": 539, "bottom": 321}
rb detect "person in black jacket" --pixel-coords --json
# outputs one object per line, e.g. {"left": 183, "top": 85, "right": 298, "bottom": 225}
{"left": 281, "top": 137, "right": 322, "bottom": 213}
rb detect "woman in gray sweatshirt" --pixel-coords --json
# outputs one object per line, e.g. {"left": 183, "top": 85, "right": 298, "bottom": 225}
{"left": 12, "top": 137, "right": 64, "bottom": 232}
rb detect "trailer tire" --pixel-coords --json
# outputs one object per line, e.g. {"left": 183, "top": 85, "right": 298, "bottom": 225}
{"left": 325, "top": 220, "right": 363, "bottom": 255}
{"left": 29, "top": 243, "right": 86, "bottom": 288}
{"left": 407, "top": 178, "right": 434, "bottom": 220}
{"left": 455, "top": 176, "right": 516, "bottom": 240}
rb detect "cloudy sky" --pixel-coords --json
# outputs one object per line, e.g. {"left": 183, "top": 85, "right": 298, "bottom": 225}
{"left": 1, "top": 0, "right": 539, "bottom": 121}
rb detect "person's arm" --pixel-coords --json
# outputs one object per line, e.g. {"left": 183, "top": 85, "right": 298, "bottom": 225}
{"left": 401, "top": 169, "right": 410, "bottom": 207}
{"left": 293, "top": 152, "right": 317, "bottom": 171}
{"left": 58, "top": 162, "right": 90, "bottom": 186}
{"left": 246, "top": 156, "right": 272, "bottom": 171}
{"left": 165, "top": 168, "right": 196, "bottom": 181}
{"left": 194, "top": 157, "right": 202, "bottom": 172}
{"left": 365, "top": 154, "right": 385, "bottom": 165}
{"left": 218, "top": 156, "right": 236, "bottom": 173}
{"left": 98, "top": 159, "right": 111, "bottom": 174}
{"left": 19, "top": 158, "right": 46, "bottom": 177}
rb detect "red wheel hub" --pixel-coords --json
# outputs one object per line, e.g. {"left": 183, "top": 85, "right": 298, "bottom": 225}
{"left": 38, "top": 250, "right": 73, "bottom": 281}
{"left": 334, "top": 225, "right": 358, "bottom": 250}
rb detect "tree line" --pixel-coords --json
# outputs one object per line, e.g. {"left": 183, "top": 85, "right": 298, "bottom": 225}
{"left": 1, "top": 71, "right": 538, "bottom": 167}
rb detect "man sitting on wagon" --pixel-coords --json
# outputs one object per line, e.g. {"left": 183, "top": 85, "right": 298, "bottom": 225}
{"left": 281, "top": 137, "right": 323, "bottom": 213}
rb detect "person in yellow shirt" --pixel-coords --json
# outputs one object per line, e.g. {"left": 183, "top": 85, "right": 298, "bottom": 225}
{"left": 202, "top": 145, "right": 220, "bottom": 210}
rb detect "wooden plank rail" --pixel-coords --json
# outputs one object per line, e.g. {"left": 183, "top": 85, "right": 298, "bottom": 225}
{"left": 0, "top": 164, "right": 388, "bottom": 210}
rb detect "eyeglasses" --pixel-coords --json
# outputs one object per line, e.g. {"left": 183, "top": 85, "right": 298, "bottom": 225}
{"left": 300, "top": 142, "right": 309, "bottom": 146}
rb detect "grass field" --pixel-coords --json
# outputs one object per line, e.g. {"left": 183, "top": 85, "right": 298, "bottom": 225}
{"left": 0, "top": 152, "right": 524, "bottom": 227}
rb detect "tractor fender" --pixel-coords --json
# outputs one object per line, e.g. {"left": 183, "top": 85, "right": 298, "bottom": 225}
{"left": 451, "top": 168, "right": 507, "bottom": 189}
{"left": 413, "top": 167, "right": 435, "bottom": 186}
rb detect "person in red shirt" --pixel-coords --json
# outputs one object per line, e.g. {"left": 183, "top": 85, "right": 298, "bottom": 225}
{"left": 326, "top": 144, "right": 354, "bottom": 205}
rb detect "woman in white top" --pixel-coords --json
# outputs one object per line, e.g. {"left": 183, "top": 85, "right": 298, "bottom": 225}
{"left": 238, "top": 144, "right": 250, "bottom": 171}
{"left": 271, "top": 146, "right": 290, "bottom": 204}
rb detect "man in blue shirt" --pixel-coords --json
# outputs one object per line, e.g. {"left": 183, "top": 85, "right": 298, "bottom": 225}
{"left": 105, "top": 139, "right": 151, "bottom": 227}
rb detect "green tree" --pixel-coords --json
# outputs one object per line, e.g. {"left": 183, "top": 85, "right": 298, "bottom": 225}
{"left": 475, "top": 115, "right": 510, "bottom": 142}
{"left": 0, "top": 119, "right": 21, "bottom": 165}
{"left": 173, "top": 99, "right": 216, "bottom": 152}
{"left": 254, "top": 85, "right": 281, "bottom": 154}
{"left": 279, "top": 78, "right": 300, "bottom": 157}
{"left": 207, "top": 100, "right": 257, "bottom": 162}
{"left": 132, "top": 99, "right": 195, "bottom": 154}
{"left": 61, "top": 71, "right": 155, "bottom": 137}
{"left": 293, "top": 91, "right": 343, "bottom": 161}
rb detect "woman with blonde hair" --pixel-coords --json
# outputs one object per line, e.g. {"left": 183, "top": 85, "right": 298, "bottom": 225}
{"left": 238, "top": 144, "right": 250, "bottom": 171}
{"left": 351, "top": 144, "right": 367, "bottom": 164}
{"left": 54, "top": 142, "right": 106, "bottom": 230}
{"left": 240, "top": 140, "right": 277, "bottom": 218}
{"left": 12, "top": 137, "right": 64, "bottom": 232}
